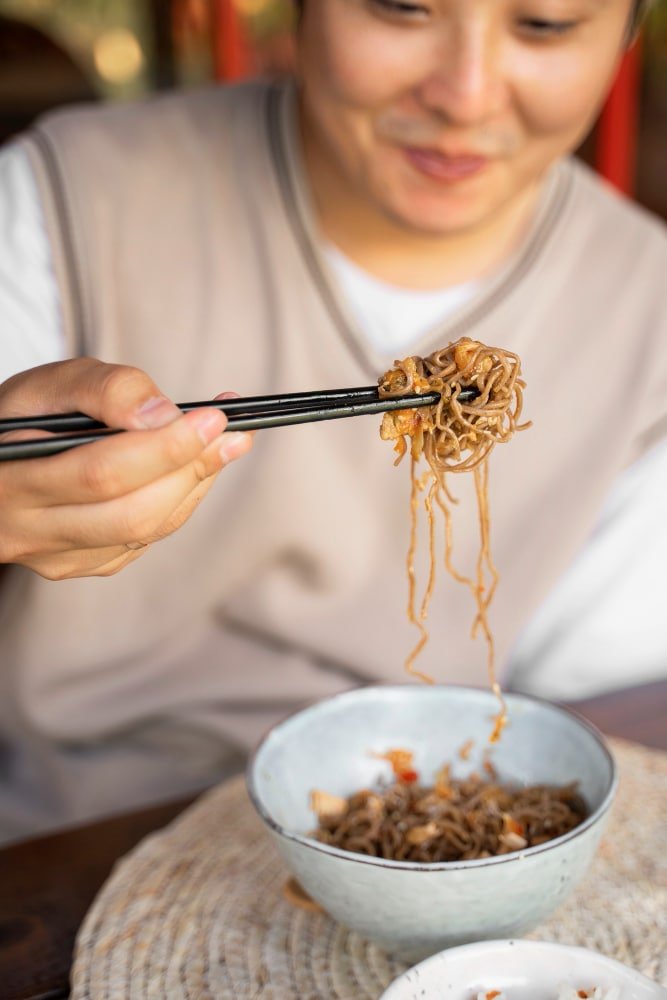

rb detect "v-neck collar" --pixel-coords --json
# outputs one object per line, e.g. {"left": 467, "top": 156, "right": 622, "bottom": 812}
{"left": 265, "top": 80, "right": 574, "bottom": 379}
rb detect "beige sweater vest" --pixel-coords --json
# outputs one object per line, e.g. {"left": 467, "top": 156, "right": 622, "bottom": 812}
{"left": 2, "top": 80, "right": 666, "bottom": 839}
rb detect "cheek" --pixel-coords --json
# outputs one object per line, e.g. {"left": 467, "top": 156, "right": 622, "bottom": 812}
{"left": 300, "top": 12, "right": 421, "bottom": 111}
{"left": 511, "top": 47, "right": 622, "bottom": 142}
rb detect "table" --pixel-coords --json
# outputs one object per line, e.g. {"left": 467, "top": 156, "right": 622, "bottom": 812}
{"left": 1, "top": 680, "right": 665, "bottom": 1000}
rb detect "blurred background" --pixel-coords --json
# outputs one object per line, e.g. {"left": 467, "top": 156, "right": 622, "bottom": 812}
{"left": 0, "top": 0, "right": 665, "bottom": 215}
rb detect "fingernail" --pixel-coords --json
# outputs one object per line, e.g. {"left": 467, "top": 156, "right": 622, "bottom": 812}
{"left": 135, "top": 396, "right": 180, "bottom": 429}
{"left": 219, "top": 432, "right": 249, "bottom": 463}
{"left": 189, "top": 409, "right": 227, "bottom": 444}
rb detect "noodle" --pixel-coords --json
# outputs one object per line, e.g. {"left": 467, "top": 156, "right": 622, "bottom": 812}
{"left": 308, "top": 342, "right": 544, "bottom": 864}
{"left": 378, "top": 338, "right": 531, "bottom": 740}
{"left": 405, "top": 458, "right": 432, "bottom": 684}
{"left": 311, "top": 750, "right": 586, "bottom": 863}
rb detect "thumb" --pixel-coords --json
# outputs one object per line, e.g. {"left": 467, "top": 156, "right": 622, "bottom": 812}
{"left": 0, "top": 358, "right": 183, "bottom": 431}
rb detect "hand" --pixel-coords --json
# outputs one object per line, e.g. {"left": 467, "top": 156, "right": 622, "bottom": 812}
{"left": 0, "top": 358, "right": 253, "bottom": 579}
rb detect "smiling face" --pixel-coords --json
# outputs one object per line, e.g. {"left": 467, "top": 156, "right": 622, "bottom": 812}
{"left": 296, "top": 0, "right": 634, "bottom": 238}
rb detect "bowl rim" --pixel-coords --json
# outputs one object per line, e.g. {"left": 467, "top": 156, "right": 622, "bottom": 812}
{"left": 246, "top": 684, "right": 618, "bottom": 872}
{"left": 379, "top": 938, "right": 667, "bottom": 997}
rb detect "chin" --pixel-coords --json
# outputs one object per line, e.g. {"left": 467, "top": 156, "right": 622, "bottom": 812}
{"left": 381, "top": 193, "right": 502, "bottom": 237}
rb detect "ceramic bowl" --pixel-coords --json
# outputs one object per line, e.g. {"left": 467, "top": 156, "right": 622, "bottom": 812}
{"left": 379, "top": 939, "right": 667, "bottom": 999}
{"left": 247, "top": 685, "right": 617, "bottom": 962}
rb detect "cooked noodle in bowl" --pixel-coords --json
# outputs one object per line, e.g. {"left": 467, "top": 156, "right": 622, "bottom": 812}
{"left": 247, "top": 686, "right": 617, "bottom": 962}
{"left": 247, "top": 342, "right": 617, "bottom": 962}
{"left": 311, "top": 748, "right": 588, "bottom": 864}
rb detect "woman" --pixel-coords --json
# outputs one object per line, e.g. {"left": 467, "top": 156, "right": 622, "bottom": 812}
{"left": 0, "top": 0, "right": 664, "bottom": 840}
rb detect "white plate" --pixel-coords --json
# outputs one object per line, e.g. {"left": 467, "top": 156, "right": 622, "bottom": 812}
{"left": 379, "top": 940, "right": 667, "bottom": 1000}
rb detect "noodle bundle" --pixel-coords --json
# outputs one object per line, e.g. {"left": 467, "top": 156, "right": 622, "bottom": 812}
{"left": 311, "top": 751, "right": 586, "bottom": 864}
{"left": 378, "top": 338, "right": 527, "bottom": 472}
{"left": 378, "top": 338, "right": 531, "bottom": 740}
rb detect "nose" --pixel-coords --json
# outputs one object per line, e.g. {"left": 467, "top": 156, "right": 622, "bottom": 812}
{"left": 416, "top": 18, "right": 507, "bottom": 126}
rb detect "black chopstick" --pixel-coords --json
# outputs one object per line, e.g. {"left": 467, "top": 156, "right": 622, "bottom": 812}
{"left": 0, "top": 386, "right": 389, "bottom": 435}
{"left": 0, "top": 385, "right": 478, "bottom": 462}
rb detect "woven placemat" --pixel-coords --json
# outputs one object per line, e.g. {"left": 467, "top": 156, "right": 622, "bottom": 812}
{"left": 71, "top": 739, "right": 667, "bottom": 999}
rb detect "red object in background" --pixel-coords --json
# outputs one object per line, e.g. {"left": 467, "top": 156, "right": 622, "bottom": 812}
{"left": 596, "top": 41, "right": 642, "bottom": 196}
{"left": 211, "top": 0, "right": 251, "bottom": 81}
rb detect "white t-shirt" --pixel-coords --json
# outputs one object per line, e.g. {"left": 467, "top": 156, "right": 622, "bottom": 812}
{"left": 323, "top": 241, "right": 480, "bottom": 354}
{"left": 1, "top": 140, "right": 666, "bottom": 700}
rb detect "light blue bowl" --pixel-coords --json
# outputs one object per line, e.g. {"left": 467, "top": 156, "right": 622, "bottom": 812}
{"left": 247, "top": 685, "right": 617, "bottom": 962}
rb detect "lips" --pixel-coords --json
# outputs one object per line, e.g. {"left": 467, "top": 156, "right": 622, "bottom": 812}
{"left": 404, "top": 146, "right": 488, "bottom": 182}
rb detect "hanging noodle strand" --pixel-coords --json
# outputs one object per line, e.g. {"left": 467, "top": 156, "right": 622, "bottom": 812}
{"left": 378, "top": 338, "right": 531, "bottom": 742}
